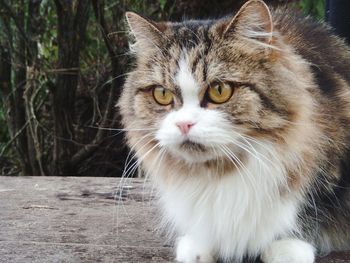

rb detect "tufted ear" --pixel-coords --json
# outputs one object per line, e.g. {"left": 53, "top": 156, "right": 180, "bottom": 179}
{"left": 223, "top": 0, "right": 273, "bottom": 45}
{"left": 125, "top": 12, "right": 167, "bottom": 53}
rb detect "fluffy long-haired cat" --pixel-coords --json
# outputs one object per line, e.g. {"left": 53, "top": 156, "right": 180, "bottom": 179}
{"left": 118, "top": 0, "right": 350, "bottom": 262}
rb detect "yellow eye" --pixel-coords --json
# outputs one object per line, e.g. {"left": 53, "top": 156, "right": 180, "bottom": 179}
{"left": 207, "top": 82, "right": 233, "bottom": 104}
{"left": 152, "top": 87, "right": 174, "bottom": 106}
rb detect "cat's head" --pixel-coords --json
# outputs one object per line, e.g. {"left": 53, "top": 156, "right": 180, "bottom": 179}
{"left": 119, "top": 0, "right": 314, "bottom": 174}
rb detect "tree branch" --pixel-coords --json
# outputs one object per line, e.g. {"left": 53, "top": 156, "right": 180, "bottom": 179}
{"left": 0, "top": 0, "right": 29, "bottom": 44}
{"left": 91, "top": 0, "right": 117, "bottom": 58}
{"left": 70, "top": 0, "right": 123, "bottom": 167}
{"left": 0, "top": 120, "right": 29, "bottom": 157}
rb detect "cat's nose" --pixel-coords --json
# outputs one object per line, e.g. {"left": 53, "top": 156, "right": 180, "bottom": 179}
{"left": 176, "top": 121, "right": 195, "bottom": 135}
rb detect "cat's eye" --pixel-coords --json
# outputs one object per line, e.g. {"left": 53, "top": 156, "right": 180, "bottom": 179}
{"left": 207, "top": 82, "right": 233, "bottom": 104}
{"left": 152, "top": 86, "right": 174, "bottom": 106}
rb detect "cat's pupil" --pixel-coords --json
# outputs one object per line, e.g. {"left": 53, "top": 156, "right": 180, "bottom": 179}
{"left": 217, "top": 85, "right": 222, "bottom": 94}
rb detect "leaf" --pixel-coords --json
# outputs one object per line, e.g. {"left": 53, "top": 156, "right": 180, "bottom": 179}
{"left": 299, "top": 0, "right": 325, "bottom": 20}
{"left": 159, "top": 0, "right": 167, "bottom": 11}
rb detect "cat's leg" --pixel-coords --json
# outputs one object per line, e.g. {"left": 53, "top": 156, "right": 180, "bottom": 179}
{"left": 176, "top": 234, "right": 215, "bottom": 263}
{"left": 260, "top": 238, "right": 315, "bottom": 263}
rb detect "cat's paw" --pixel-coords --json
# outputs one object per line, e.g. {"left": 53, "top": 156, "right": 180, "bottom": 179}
{"left": 176, "top": 235, "right": 215, "bottom": 263}
{"left": 261, "top": 238, "right": 315, "bottom": 263}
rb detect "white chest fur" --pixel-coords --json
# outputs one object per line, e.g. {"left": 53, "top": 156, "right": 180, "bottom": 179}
{"left": 156, "top": 153, "right": 301, "bottom": 261}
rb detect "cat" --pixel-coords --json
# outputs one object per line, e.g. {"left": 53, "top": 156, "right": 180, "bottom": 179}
{"left": 118, "top": 0, "right": 350, "bottom": 262}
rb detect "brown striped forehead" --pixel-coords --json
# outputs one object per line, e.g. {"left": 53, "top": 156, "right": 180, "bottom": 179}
{"left": 143, "top": 40, "right": 210, "bottom": 91}
{"left": 138, "top": 19, "right": 271, "bottom": 89}
{"left": 168, "top": 21, "right": 213, "bottom": 46}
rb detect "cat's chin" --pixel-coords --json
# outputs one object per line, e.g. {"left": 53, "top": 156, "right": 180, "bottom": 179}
{"left": 166, "top": 143, "right": 218, "bottom": 164}
{"left": 170, "top": 150, "right": 215, "bottom": 164}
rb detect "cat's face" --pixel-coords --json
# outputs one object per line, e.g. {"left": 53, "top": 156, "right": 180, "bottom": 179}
{"left": 119, "top": 1, "right": 312, "bottom": 170}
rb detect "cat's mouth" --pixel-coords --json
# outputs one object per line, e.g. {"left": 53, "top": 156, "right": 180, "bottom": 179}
{"left": 166, "top": 139, "right": 217, "bottom": 163}
{"left": 179, "top": 140, "right": 206, "bottom": 152}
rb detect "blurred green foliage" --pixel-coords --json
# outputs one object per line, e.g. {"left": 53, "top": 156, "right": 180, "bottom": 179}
{"left": 299, "top": 0, "right": 326, "bottom": 20}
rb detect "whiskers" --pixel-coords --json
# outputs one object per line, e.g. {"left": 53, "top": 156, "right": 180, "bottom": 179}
{"left": 215, "top": 131, "right": 285, "bottom": 206}
{"left": 88, "top": 125, "right": 158, "bottom": 133}
{"left": 112, "top": 130, "right": 166, "bottom": 243}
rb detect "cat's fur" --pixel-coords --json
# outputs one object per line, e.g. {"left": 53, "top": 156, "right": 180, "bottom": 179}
{"left": 118, "top": 0, "right": 350, "bottom": 262}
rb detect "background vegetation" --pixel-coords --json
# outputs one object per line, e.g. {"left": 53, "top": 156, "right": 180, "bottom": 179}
{"left": 0, "top": 0, "right": 325, "bottom": 176}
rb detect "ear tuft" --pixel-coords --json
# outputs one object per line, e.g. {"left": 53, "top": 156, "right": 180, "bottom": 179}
{"left": 223, "top": 0, "right": 273, "bottom": 44}
{"left": 125, "top": 12, "right": 167, "bottom": 53}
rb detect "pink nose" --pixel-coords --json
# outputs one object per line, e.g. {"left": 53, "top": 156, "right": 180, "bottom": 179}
{"left": 176, "top": 121, "right": 195, "bottom": 135}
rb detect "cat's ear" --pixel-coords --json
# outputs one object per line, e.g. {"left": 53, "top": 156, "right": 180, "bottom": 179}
{"left": 222, "top": 0, "right": 273, "bottom": 45}
{"left": 125, "top": 12, "right": 167, "bottom": 52}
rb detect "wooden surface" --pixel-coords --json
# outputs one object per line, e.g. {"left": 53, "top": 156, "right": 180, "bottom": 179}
{"left": 0, "top": 176, "right": 349, "bottom": 263}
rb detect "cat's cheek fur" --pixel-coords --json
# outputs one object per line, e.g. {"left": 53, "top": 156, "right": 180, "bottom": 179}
{"left": 260, "top": 238, "right": 315, "bottom": 263}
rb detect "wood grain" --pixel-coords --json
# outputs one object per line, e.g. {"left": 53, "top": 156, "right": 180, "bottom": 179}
{"left": 0, "top": 176, "right": 348, "bottom": 262}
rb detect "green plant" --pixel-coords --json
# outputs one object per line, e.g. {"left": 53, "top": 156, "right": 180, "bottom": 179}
{"left": 299, "top": 0, "right": 326, "bottom": 20}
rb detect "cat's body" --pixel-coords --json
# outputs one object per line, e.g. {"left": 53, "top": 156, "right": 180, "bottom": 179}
{"left": 119, "top": 1, "right": 350, "bottom": 262}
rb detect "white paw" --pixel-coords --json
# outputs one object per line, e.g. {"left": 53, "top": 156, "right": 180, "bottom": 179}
{"left": 176, "top": 235, "right": 215, "bottom": 263}
{"left": 261, "top": 238, "right": 315, "bottom": 263}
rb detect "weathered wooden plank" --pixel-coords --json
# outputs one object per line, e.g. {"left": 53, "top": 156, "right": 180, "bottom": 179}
{"left": 0, "top": 176, "right": 172, "bottom": 262}
{"left": 0, "top": 177, "right": 349, "bottom": 262}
